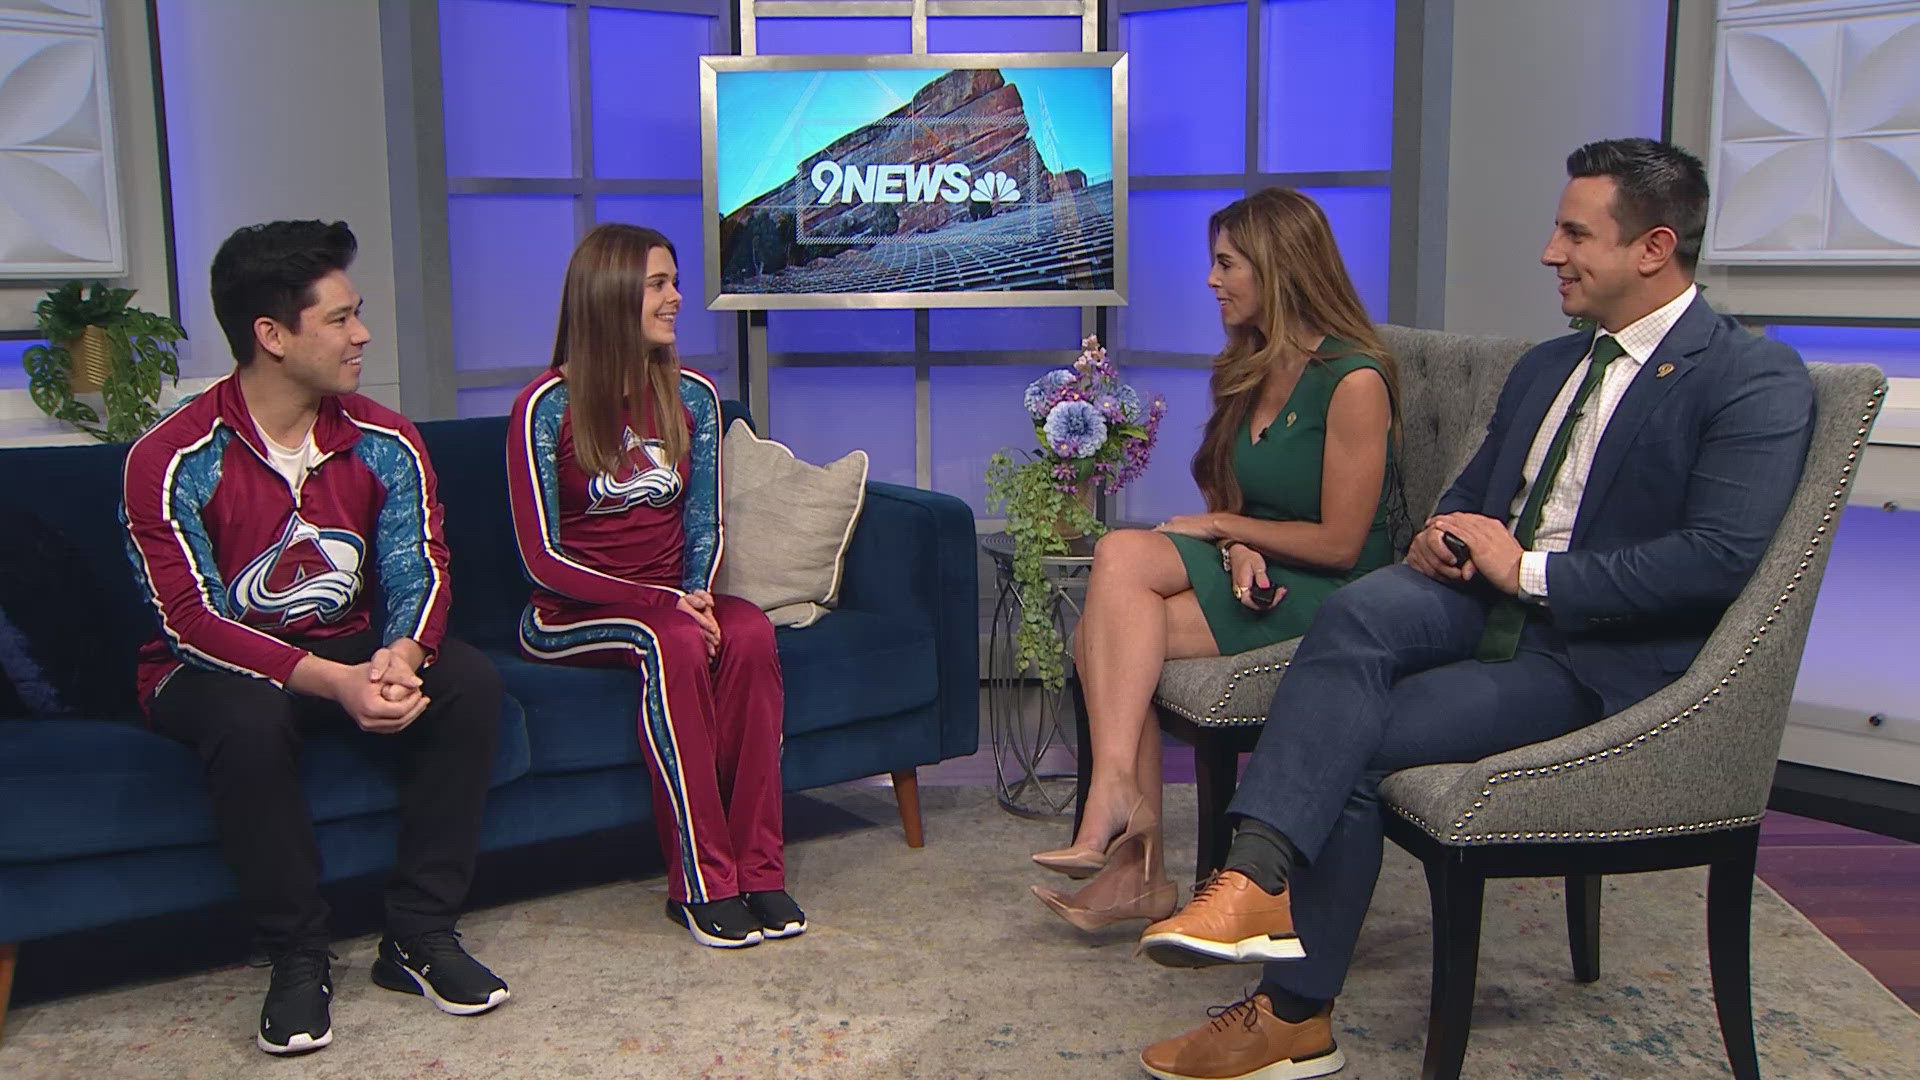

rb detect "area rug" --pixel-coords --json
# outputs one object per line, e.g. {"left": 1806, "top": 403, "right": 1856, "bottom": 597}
{"left": 4, "top": 783, "right": 1916, "bottom": 1078}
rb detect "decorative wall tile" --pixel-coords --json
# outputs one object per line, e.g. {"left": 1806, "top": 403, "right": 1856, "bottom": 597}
{"left": 0, "top": 4, "right": 124, "bottom": 277}
{"left": 1708, "top": 1, "right": 1920, "bottom": 263}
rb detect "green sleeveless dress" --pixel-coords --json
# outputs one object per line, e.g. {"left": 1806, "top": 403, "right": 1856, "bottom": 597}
{"left": 1167, "top": 351, "right": 1397, "bottom": 657}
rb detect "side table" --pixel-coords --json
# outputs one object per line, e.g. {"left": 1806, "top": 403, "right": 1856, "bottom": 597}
{"left": 979, "top": 531, "right": 1096, "bottom": 818}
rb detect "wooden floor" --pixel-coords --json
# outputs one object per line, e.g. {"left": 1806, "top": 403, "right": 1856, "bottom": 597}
{"left": 926, "top": 739, "right": 1920, "bottom": 1013}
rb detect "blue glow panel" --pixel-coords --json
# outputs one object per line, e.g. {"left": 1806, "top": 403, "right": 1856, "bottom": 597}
{"left": 1766, "top": 325, "right": 1920, "bottom": 380}
{"left": 0, "top": 339, "right": 44, "bottom": 390}
{"left": 929, "top": 308, "right": 1084, "bottom": 352}
{"left": 1120, "top": 188, "right": 1237, "bottom": 355}
{"left": 590, "top": 8, "right": 711, "bottom": 180}
{"left": 1122, "top": 6, "right": 1245, "bottom": 176}
{"left": 1110, "top": 366, "right": 1213, "bottom": 525}
{"left": 768, "top": 310, "right": 915, "bottom": 353}
{"left": 1299, "top": 186, "right": 1390, "bottom": 320}
{"left": 440, "top": 0, "right": 572, "bottom": 178}
{"left": 447, "top": 195, "right": 577, "bottom": 370}
{"left": 758, "top": 18, "right": 912, "bottom": 55}
{"left": 767, "top": 366, "right": 916, "bottom": 487}
{"left": 456, "top": 385, "right": 522, "bottom": 419}
{"left": 596, "top": 195, "right": 718, "bottom": 358}
{"left": 928, "top": 17, "right": 1081, "bottom": 53}
{"left": 930, "top": 365, "right": 1057, "bottom": 515}
{"left": 1794, "top": 506, "right": 1920, "bottom": 724}
{"left": 1262, "top": 0, "right": 1394, "bottom": 173}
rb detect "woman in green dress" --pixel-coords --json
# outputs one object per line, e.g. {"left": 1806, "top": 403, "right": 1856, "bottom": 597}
{"left": 1032, "top": 188, "right": 1404, "bottom": 931}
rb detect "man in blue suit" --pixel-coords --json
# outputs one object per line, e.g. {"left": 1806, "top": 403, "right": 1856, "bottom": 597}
{"left": 1133, "top": 139, "right": 1815, "bottom": 1080}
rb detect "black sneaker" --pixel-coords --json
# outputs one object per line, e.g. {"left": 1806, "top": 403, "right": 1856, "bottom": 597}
{"left": 666, "top": 896, "right": 764, "bottom": 948}
{"left": 743, "top": 890, "right": 808, "bottom": 939}
{"left": 371, "top": 930, "right": 510, "bottom": 1015}
{"left": 257, "top": 948, "right": 334, "bottom": 1055}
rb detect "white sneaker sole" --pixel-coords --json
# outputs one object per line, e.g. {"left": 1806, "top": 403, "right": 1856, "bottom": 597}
{"left": 402, "top": 967, "right": 510, "bottom": 1015}
{"left": 257, "top": 1027, "right": 332, "bottom": 1055}
{"left": 760, "top": 920, "right": 807, "bottom": 940}
{"left": 1138, "top": 930, "right": 1306, "bottom": 968}
{"left": 1142, "top": 1045, "right": 1345, "bottom": 1080}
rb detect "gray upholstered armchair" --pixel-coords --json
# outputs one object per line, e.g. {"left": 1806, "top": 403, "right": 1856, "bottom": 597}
{"left": 1381, "top": 362, "right": 1887, "bottom": 1079}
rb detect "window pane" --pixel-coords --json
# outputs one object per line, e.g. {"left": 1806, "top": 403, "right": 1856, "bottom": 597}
{"left": 590, "top": 7, "right": 712, "bottom": 180}
{"left": 1299, "top": 185, "right": 1390, "bottom": 320}
{"left": 767, "top": 310, "right": 915, "bottom": 353}
{"left": 929, "top": 308, "right": 1083, "bottom": 353}
{"left": 1262, "top": 0, "right": 1395, "bottom": 173}
{"left": 757, "top": 18, "right": 912, "bottom": 55}
{"left": 1767, "top": 325, "right": 1920, "bottom": 380}
{"left": 447, "top": 194, "right": 576, "bottom": 371}
{"left": 1122, "top": 6, "right": 1245, "bottom": 176}
{"left": 767, "top": 366, "right": 915, "bottom": 486}
{"left": 1119, "top": 188, "right": 1237, "bottom": 356}
{"left": 596, "top": 195, "right": 718, "bottom": 358}
{"left": 1111, "top": 366, "right": 1212, "bottom": 524}
{"left": 928, "top": 16, "right": 1081, "bottom": 53}
{"left": 440, "top": 0, "right": 572, "bottom": 178}
{"left": 930, "top": 364, "right": 1058, "bottom": 515}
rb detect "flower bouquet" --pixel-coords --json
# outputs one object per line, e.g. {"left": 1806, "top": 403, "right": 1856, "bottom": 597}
{"left": 985, "top": 335, "right": 1167, "bottom": 691}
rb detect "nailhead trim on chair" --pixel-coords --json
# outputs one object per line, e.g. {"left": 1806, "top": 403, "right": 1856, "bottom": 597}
{"left": 1390, "top": 388, "right": 1885, "bottom": 846}
{"left": 1154, "top": 658, "right": 1295, "bottom": 727}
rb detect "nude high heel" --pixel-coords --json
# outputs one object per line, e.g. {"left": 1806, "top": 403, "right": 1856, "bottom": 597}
{"left": 1032, "top": 795, "right": 1151, "bottom": 879}
{"left": 1031, "top": 826, "right": 1178, "bottom": 931}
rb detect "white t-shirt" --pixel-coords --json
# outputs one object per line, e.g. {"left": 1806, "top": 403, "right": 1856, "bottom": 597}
{"left": 257, "top": 422, "right": 321, "bottom": 492}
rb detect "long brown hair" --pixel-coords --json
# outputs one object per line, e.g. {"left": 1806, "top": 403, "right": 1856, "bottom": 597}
{"left": 550, "top": 223, "right": 688, "bottom": 477}
{"left": 1191, "top": 188, "right": 1401, "bottom": 513}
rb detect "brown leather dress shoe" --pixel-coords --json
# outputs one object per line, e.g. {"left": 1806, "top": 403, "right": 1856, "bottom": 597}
{"left": 1140, "top": 995, "right": 1343, "bottom": 1080}
{"left": 1138, "top": 870, "right": 1303, "bottom": 968}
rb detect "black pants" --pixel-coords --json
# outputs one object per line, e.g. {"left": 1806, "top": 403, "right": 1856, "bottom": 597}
{"left": 150, "top": 633, "right": 502, "bottom": 955}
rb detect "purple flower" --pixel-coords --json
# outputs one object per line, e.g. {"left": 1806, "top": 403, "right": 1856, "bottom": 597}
{"left": 1093, "top": 393, "right": 1126, "bottom": 423}
{"left": 1025, "top": 369, "right": 1076, "bottom": 419}
{"left": 1043, "top": 399, "right": 1107, "bottom": 459}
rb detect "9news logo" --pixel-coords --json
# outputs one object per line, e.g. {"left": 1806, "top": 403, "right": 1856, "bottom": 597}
{"left": 809, "top": 160, "right": 1021, "bottom": 206}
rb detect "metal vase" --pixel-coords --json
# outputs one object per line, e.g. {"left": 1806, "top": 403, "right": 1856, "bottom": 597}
{"left": 65, "top": 325, "right": 115, "bottom": 394}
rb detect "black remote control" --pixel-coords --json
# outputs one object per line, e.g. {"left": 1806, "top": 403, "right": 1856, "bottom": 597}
{"left": 1248, "top": 581, "right": 1279, "bottom": 608}
{"left": 1441, "top": 531, "right": 1471, "bottom": 566}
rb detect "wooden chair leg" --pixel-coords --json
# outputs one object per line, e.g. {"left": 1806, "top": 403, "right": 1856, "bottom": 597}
{"left": 1566, "top": 874, "right": 1602, "bottom": 983}
{"left": 1420, "top": 855, "right": 1485, "bottom": 1080}
{"left": 890, "top": 768, "right": 924, "bottom": 848}
{"left": 1708, "top": 834, "right": 1760, "bottom": 1080}
{"left": 0, "top": 941, "right": 15, "bottom": 1046}
{"left": 1192, "top": 735, "right": 1239, "bottom": 882}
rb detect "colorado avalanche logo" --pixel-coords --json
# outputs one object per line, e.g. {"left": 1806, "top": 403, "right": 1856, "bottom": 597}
{"left": 227, "top": 514, "right": 367, "bottom": 626}
{"left": 586, "top": 428, "right": 682, "bottom": 514}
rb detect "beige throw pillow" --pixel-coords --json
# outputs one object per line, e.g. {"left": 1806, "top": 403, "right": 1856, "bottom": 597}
{"left": 715, "top": 419, "right": 869, "bottom": 627}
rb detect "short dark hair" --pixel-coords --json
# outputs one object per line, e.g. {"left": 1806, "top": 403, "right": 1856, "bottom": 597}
{"left": 1565, "top": 138, "right": 1709, "bottom": 273}
{"left": 210, "top": 220, "right": 358, "bottom": 364}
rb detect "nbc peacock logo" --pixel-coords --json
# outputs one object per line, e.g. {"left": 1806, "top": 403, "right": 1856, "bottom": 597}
{"left": 971, "top": 170, "right": 1021, "bottom": 204}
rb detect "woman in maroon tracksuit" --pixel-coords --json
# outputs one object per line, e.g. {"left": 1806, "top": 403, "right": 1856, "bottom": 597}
{"left": 506, "top": 223, "right": 801, "bottom": 948}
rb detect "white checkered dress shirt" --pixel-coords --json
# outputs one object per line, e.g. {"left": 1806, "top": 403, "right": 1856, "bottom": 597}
{"left": 1513, "top": 284, "right": 1697, "bottom": 601}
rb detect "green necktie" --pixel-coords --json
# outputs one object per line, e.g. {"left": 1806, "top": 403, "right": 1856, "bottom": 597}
{"left": 1475, "top": 334, "right": 1629, "bottom": 662}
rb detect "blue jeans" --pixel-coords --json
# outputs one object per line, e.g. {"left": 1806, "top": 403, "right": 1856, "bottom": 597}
{"left": 1226, "top": 564, "right": 1603, "bottom": 1001}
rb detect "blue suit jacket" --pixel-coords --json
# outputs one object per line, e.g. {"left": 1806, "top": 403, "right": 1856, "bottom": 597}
{"left": 1433, "top": 295, "right": 1815, "bottom": 714}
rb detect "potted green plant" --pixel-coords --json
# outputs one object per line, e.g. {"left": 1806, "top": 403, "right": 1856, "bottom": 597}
{"left": 21, "top": 280, "right": 184, "bottom": 442}
{"left": 984, "top": 335, "right": 1167, "bottom": 692}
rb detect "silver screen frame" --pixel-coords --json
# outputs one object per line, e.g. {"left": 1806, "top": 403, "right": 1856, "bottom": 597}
{"left": 699, "top": 50, "right": 1128, "bottom": 311}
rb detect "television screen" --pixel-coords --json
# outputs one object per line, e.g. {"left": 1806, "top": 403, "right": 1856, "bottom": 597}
{"left": 700, "top": 52, "right": 1127, "bottom": 310}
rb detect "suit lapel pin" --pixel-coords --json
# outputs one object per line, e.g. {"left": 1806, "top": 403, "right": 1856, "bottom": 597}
{"left": 1656, "top": 363, "right": 1675, "bottom": 379}
{"left": 1285, "top": 411, "right": 1297, "bottom": 427}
